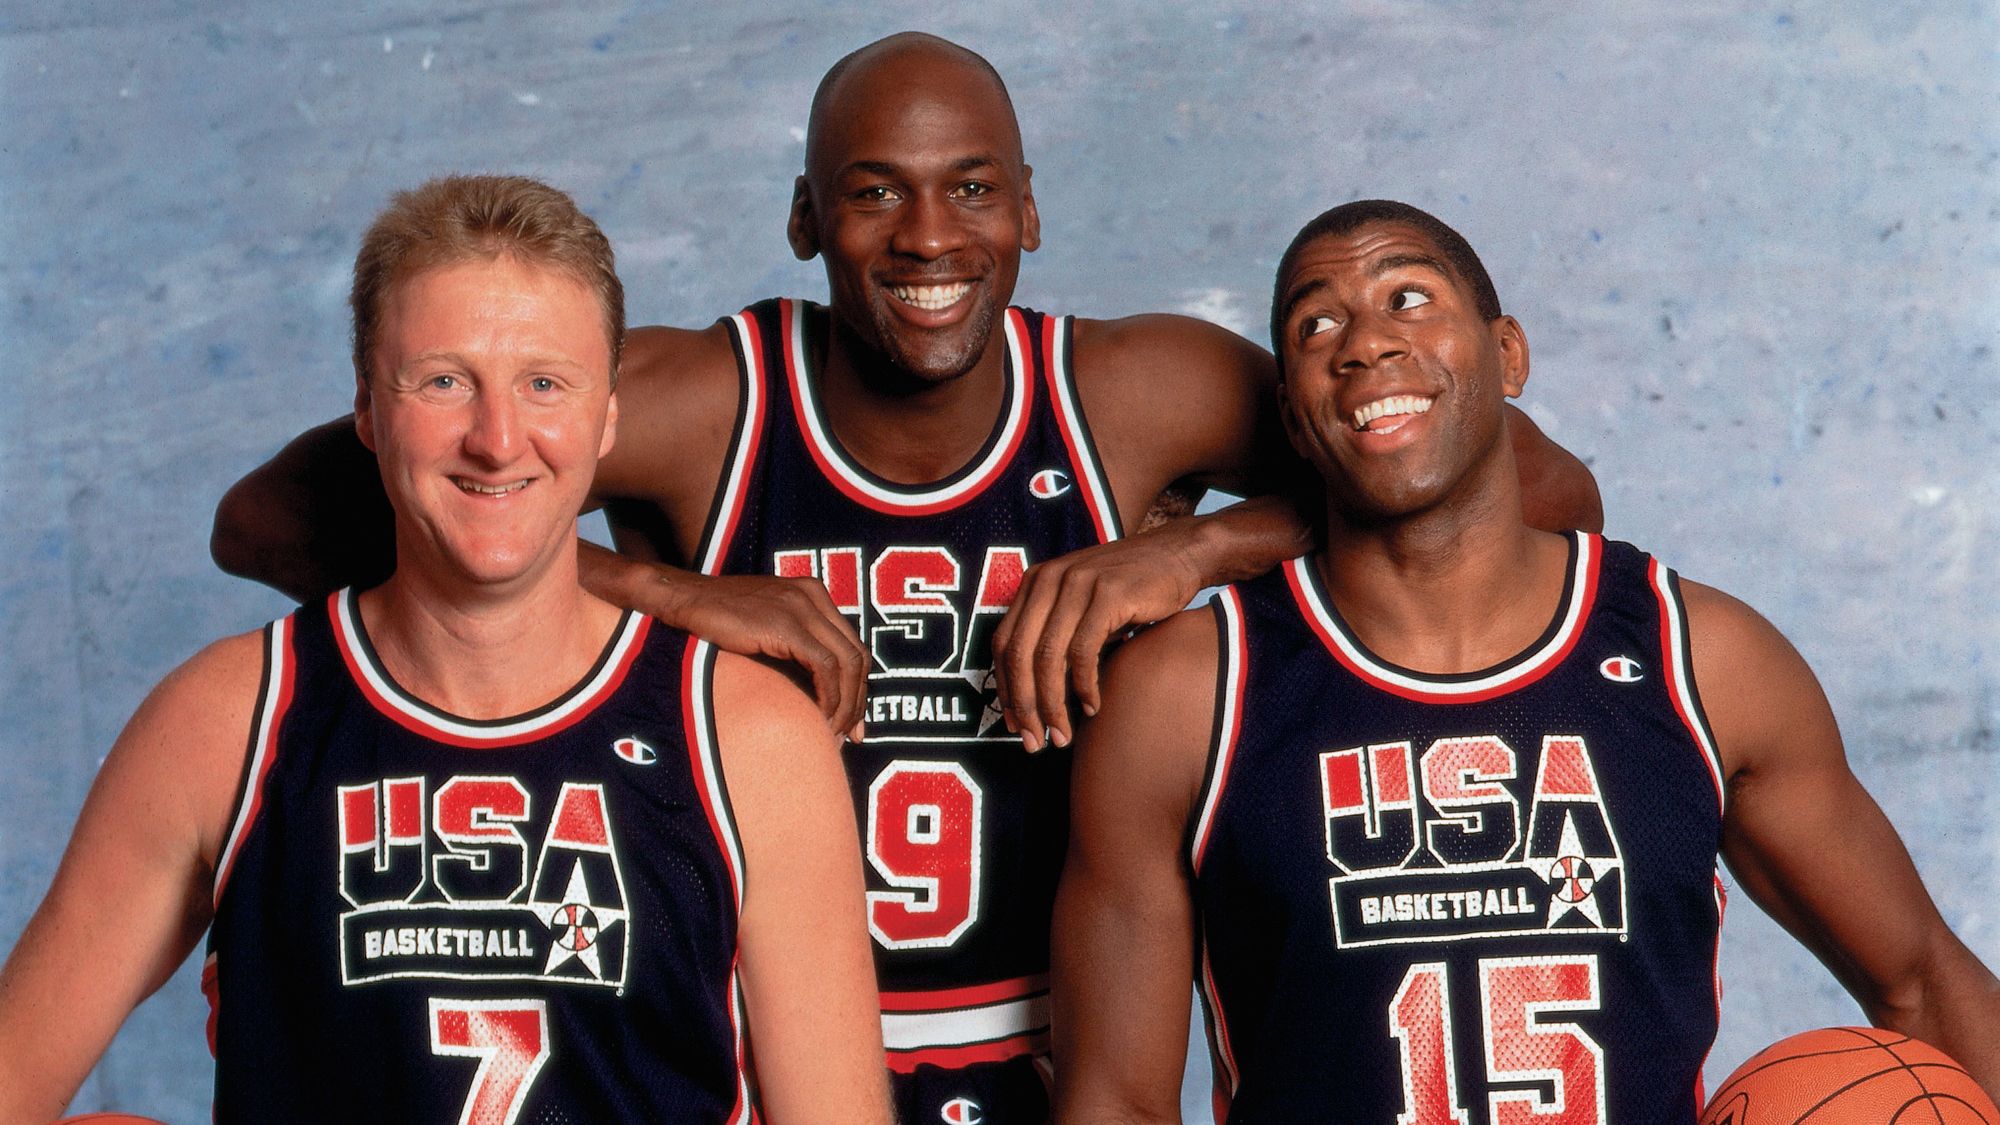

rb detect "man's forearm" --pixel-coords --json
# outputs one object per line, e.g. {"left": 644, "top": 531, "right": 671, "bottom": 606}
{"left": 1170, "top": 492, "right": 1315, "bottom": 588}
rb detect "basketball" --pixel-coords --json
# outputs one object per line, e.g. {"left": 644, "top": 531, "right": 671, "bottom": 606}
{"left": 54, "top": 1116, "right": 170, "bottom": 1124}
{"left": 1700, "top": 1027, "right": 2000, "bottom": 1124}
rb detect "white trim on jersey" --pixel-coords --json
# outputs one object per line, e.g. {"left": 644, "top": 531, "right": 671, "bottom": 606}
{"left": 683, "top": 638, "right": 754, "bottom": 1125}
{"left": 213, "top": 614, "right": 294, "bottom": 907}
{"left": 1287, "top": 531, "right": 1599, "bottom": 699}
{"left": 1040, "top": 313, "right": 1123, "bottom": 543}
{"left": 1649, "top": 559, "right": 1728, "bottom": 815}
{"left": 697, "top": 311, "right": 768, "bottom": 577}
{"left": 1191, "top": 586, "right": 1248, "bottom": 872}
{"left": 879, "top": 991, "right": 1049, "bottom": 1052}
{"left": 787, "top": 299, "right": 1032, "bottom": 509}
{"left": 332, "top": 588, "right": 646, "bottom": 745}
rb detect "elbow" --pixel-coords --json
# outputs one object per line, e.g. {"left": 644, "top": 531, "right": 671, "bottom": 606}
{"left": 209, "top": 482, "right": 263, "bottom": 580}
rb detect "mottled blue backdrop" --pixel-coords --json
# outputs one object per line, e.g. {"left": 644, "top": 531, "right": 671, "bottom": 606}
{"left": 2, "top": 3, "right": 1994, "bottom": 1119}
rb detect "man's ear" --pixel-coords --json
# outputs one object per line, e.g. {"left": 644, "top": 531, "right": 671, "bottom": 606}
{"left": 354, "top": 376, "right": 377, "bottom": 453}
{"left": 1019, "top": 163, "right": 1041, "bottom": 253}
{"left": 1275, "top": 376, "right": 1309, "bottom": 460}
{"left": 599, "top": 389, "right": 619, "bottom": 460}
{"left": 1494, "top": 315, "right": 1530, "bottom": 398}
{"left": 786, "top": 175, "right": 820, "bottom": 262}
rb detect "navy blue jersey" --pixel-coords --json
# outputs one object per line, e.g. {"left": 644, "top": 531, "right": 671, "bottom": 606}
{"left": 697, "top": 299, "right": 1120, "bottom": 1115}
{"left": 205, "top": 590, "right": 754, "bottom": 1124}
{"left": 1191, "top": 535, "right": 1726, "bottom": 1124}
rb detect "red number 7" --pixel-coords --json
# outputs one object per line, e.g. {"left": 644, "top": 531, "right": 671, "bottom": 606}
{"left": 429, "top": 998, "right": 552, "bottom": 1125}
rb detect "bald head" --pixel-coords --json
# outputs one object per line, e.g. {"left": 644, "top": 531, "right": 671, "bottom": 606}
{"left": 804, "top": 32, "right": 1023, "bottom": 184}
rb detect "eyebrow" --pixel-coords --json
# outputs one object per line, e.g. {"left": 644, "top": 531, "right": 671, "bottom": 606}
{"left": 1278, "top": 253, "right": 1457, "bottom": 326}
{"left": 838, "top": 154, "right": 1004, "bottom": 179}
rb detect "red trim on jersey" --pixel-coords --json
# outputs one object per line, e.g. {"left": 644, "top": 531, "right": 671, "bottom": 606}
{"left": 212, "top": 615, "right": 296, "bottom": 907}
{"left": 1198, "top": 939, "right": 1242, "bottom": 1109}
{"left": 1191, "top": 588, "right": 1249, "bottom": 871}
{"left": 700, "top": 310, "right": 770, "bottom": 576}
{"left": 782, "top": 300, "right": 1032, "bottom": 516}
{"left": 1696, "top": 873, "right": 1728, "bottom": 1109}
{"left": 883, "top": 1033, "right": 1046, "bottom": 1074}
{"left": 1284, "top": 534, "right": 1601, "bottom": 704}
{"left": 1648, "top": 559, "right": 1727, "bottom": 813}
{"left": 878, "top": 974, "right": 1045, "bottom": 1012}
{"left": 681, "top": 636, "right": 754, "bottom": 1124}
{"left": 1039, "top": 313, "right": 1118, "bottom": 543}
{"left": 331, "top": 592, "right": 650, "bottom": 748}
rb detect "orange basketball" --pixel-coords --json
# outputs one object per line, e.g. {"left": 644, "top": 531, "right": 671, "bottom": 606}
{"left": 1700, "top": 1027, "right": 1999, "bottom": 1124}
{"left": 54, "top": 1116, "right": 171, "bottom": 1125}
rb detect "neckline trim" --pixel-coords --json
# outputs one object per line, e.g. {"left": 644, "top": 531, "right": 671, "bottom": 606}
{"left": 784, "top": 299, "right": 1033, "bottom": 514}
{"left": 330, "top": 588, "right": 649, "bottom": 747}
{"left": 1286, "top": 531, "right": 1600, "bottom": 703}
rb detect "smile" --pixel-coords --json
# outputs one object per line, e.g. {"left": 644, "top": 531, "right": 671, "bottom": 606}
{"left": 1352, "top": 394, "right": 1434, "bottom": 433}
{"left": 454, "top": 477, "right": 531, "bottom": 496}
{"left": 887, "top": 281, "right": 973, "bottom": 311}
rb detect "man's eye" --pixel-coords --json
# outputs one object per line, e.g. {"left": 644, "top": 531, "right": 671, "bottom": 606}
{"left": 427, "top": 374, "right": 460, "bottom": 391}
{"left": 1300, "top": 315, "right": 1338, "bottom": 340}
{"left": 856, "top": 185, "right": 898, "bottom": 203}
{"left": 1390, "top": 289, "right": 1431, "bottom": 311}
{"left": 528, "top": 376, "right": 557, "bottom": 393}
{"left": 953, "top": 181, "right": 993, "bottom": 198}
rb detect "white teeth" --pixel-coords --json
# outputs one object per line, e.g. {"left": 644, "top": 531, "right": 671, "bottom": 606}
{"left": 456, "top": 478, "right": 529, "bottom": 496}
{"left": 1352, "top": 395, "right": 1434, "bottom": 431}
{"left": 889, "top": 282, "right": 972, "bottom": 310}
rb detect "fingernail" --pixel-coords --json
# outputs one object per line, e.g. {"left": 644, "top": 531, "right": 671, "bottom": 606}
{"left": 1050, "top": 727, "right": 1070, "bottom": 748}
{"left": 1083, "top": 702, "right": 1099, "bottom": 717}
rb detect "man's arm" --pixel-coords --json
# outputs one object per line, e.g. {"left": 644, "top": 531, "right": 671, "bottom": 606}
{"left": 211, "top": 418, "right": 393, "bottom": 601}
{"left": 1690, "top": 582, "right": 2000, "bottom": 1087}
{"left": 1051, "top": 608, "right": 1219, "bottom": 1124}
{"left": 993, "top": 314, "right": 1601, "bottom": 751}
{"left": 0, "top": 633, "right": 259, "bottom": 1122}
{"left": 709, "top": 653, "right": 890, "bottom": 1125}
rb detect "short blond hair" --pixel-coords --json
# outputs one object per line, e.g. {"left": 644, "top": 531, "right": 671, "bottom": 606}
{"left": 350, "top": 174, "right": 624, "bottom": 382}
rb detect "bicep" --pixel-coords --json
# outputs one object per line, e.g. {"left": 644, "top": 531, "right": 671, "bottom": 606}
{"left": 0, "top": 636, "right": 256, "bottom": 1115}
{"left": 711, "top": 656, "right": 888, "bottom": 1125}
{"left": 1692, "top": 586, "right": 1951, "bottom": 1011}
{"left": 1052, "top": 615, "right": 1215, "bottom": 1121}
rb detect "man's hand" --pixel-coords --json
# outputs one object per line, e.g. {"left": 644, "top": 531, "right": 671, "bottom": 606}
{"left": 990, "top": 524, "right": 1207, "bottom": 753}
{"left": 580, "top": 543, "right": 868, "bottom": 742}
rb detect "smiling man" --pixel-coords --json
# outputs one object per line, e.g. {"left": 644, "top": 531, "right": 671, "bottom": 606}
{"left": 0, "top": 176, "right": 889, "bottom": 1125}
{"left": 209, "top": 36, "right": 1601, "bottom": 1124}
{"left": 1051, "top": 200, "right": 1999, "bottom": 1122}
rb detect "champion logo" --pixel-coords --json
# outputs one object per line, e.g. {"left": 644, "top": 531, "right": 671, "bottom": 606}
{"left": 612, "top": 736, "right": 657, "bottom": 765}
{"left": 1028, "top": 468, "right": 1071, "bottom": 499}
{"left": 940, "top": 1098, "right": 984, "bottom": 1125}
{"left": 1598, "top": 656, "right": 1643, "bottom": 683}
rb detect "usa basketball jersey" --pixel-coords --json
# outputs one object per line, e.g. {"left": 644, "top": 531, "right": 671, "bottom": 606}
{"left": 205, "top": 591, "right": 754, "bottom": 1124}
{"left": 1191, "top": 534, "right": 1726, "bottom": 1124}
{"left": 697, "top": 299, "right": 1121, "bottom": 1119}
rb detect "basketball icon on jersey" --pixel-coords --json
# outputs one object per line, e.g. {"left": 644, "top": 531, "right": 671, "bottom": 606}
{"left": 1319, "top": 732, "right": 1627, "bottom": 948}
{"left": 1028, "top": 468, "right": 1071, "bottom": 499}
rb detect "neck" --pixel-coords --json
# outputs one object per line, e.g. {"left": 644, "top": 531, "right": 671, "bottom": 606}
{"left": 358, "top": 545, "right": 619, "bottom": 719}
{"left": 815, "top": 307, "right": 1009, "bottom": 485}
{"left": 1316, "top": 467, "right": 1570, "bottom": 676}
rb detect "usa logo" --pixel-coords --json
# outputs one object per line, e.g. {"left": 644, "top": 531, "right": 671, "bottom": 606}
{"left": 1598, "top": 656, "right": 1643, "bottom": 683}
{"left": 612, "top": 736, "right": 657, "bottom": 765}
{"left": 1028, "top": 468, "right": 1071, "bottom": 499}
{"left": 940, "top": 1098, "right": 984, "bottom": 1125}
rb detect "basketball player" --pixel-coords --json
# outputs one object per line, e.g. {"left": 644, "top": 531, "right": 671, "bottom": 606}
{"left": 207, "top": 36, "right": 1601, "bottom": 1124}
{"left": 1051, "top": 201, "right": 2000, "bottom": 1121}
{"left": 0, "top": 176, "right": 890, "bottom": 1124}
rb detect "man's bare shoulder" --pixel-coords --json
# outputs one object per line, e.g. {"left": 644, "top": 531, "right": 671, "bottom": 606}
{"left": 593, "top": 320, "right": 744, "bottom": 506}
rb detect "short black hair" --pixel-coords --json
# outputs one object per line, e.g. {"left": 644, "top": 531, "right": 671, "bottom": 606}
{"left": 1270, "top": 200, "right": 1502, "bottom": 365}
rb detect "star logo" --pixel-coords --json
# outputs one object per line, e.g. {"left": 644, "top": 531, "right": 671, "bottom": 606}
{"left": 543, "top": 864, "right": 627, "bottom": 979}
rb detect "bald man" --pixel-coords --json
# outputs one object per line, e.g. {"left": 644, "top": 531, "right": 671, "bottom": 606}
{"left": 212, "top": 33, "right": 1601, "bottom": 1123}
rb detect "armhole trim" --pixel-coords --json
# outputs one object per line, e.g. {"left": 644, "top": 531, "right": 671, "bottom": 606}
{"left": 1042, "top": 314, "right": 1124, "bottom": 543}
{"left": 1189, "top": 588, "right": 1247, "bottom": 872}
{"left": 680, "top": 635, "right": 755, "bottom": 1124}
{"left": 1649, "top": 559, "right": 1727, "bottom": 816}
{"left": 213, "top": 615, "right": 297, "bottom": 908}
{"left": 694, "top": 309, "right": 769, "bottom": 576}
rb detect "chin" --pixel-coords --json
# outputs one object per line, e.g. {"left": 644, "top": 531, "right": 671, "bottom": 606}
{"left": 868, "top": 299, "right": 998, "bottom": 384}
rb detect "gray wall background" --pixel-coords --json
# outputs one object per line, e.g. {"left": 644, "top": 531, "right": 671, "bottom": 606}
{"left": 2, "top": 2, "right": 1994, "bottom": 1119}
